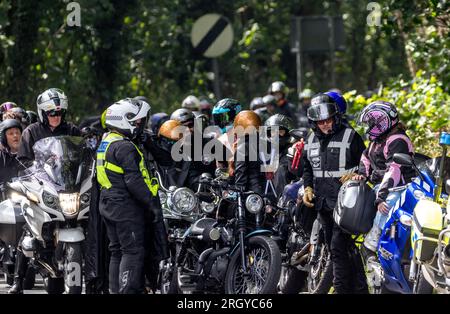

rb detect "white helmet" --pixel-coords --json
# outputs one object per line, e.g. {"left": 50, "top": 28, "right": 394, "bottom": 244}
{"left": 36, "top": 88, "right": 68, "bottom": 124}
{"left": 105, "top": 98, "right": 151, "bottom": 139}
{"left": 181, "top": 95, "right": 200, "bottom": 111}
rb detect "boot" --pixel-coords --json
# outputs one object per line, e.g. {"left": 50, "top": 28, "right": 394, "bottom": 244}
{"left": 7, "top": 250, "right": 27, "bottom": 294}
{"left": 7, "top": 276, "right": 23, "bottom": 294}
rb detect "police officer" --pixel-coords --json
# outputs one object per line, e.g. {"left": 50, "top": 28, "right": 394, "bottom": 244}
{"left": 18, "top": 88, "right": 80, "bottom": 164}
{"left": 302, "top": 93, "right": 367, "bottom": 294}
{"left": 96, "top": 98, "right": 161, "bottom": 294}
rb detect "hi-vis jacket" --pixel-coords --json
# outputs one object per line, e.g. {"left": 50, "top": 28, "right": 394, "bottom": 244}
{"left": 303, "top": 125, "right": 366, "bottom": 210}
{"left": 96, "top": 132, "right": 159, "bottom": 222}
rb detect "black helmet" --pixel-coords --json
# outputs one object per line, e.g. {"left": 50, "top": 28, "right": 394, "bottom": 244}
{"left": 307, "top": 93, "right": 341, "bottom": 134}
{"left": 212, "top": 98, "right": 242, "bottom": 133}
{"left": 334, "top": 180, "right": 376, "bottom": 234}
{"left": 170, "top": 108, "right": 194, "bottom": 127}
{"left": 10, "top": 107, "right": 28, "bottom": 126}
{"left": 26, "top": 110, "right": 38, "bottom": 124}
{"left": 264, "top": 114, "right": 294, "bottom": 132}
{"left": 0, "top": 118, "right": 22, "bottom": 148}
{"left": 264, "top": 114, "right": 293, "bottom": 149}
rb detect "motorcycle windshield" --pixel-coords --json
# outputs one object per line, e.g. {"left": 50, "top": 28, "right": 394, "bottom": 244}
{"left": 31, "top": 136, "right": 91, "bottom": 192}
{"left": 417, "top": 156, "right": 450, "bottom": 185}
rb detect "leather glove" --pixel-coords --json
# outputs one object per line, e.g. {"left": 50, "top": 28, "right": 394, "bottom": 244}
{"left": 340, "top": 172, "right": 359, "bottom": 184}
{"left": 303, "top": 186, "right": 315, "bottom": 208}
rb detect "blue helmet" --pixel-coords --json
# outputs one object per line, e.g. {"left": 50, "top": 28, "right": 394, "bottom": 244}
{"left": 325, "top": 91, "right": 347, "bottom": 114}
{"left": 212, "top": 98, "right": 242, "bottom": 133}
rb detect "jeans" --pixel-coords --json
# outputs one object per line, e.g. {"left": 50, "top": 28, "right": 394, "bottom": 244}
{"left": 372, "top": 184, "right": 403, "bottom": 229}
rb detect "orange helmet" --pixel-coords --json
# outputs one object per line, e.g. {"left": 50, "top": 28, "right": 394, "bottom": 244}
{"left": 233, "top": 110, "right": 261, "bottom": 134}
{"left": 158, "top": 119, "right": 184, "bottom": 141}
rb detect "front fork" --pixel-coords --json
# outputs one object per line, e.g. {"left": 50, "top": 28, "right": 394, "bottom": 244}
{"left": 237, "top": 194, "right": 247, "bottom": 273}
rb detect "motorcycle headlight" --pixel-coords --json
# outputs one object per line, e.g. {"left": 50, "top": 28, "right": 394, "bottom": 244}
{"left": 158, "top": 190, "right": 168, "bottom": 205}
{"left": 43, "top": 191, "right": 59, "bottom": 209}
{"left": 200, "top": 201, "right": 215, "bottom": 214}
{"left": 170, "top": 188, "right": 197, "bottom": 215}
{"left": 80, "top": 192, "right": 90, "bottom": 207}
{"left": 245, "top": 194, "right": 263, "bottom": 214}
{"left": 59, "top": 193, "right": 80, "bottom": 217}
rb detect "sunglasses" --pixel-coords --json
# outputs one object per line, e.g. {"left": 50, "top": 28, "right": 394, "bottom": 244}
{"left": 47, "top": 110, "right": 62, "bottom": 117}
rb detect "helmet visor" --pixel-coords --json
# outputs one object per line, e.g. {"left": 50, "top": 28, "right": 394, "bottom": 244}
{"left": 212, "top": 111, "right": 231, "bottom": 129}
{"left": 307, "top": 103, "right": 337, "bottom": 122}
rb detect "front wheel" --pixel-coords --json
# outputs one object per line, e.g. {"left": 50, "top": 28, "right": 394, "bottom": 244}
{"left": 64, "top": 243, "right": 83, "bottom": 294}
{"left": 225, "top": 236, "right": 281, "bottom": 294}
{"left": 279, "top": 265, "right": 307, "bottom": 294}
{"left": 413, "top": 266, "right": 434, "bottom": 294}
{"left": 307, "top": 244, "right": 333, "bottom": 294}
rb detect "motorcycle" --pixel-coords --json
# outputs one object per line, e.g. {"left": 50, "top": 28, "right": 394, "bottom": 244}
{"left": 171, "top": 171, "right": 281, "bottom": 294}
{"left": 372, "top": 152, "right": 437, "bottom": 294}
{"left": 156, "top": 172, "right": 216, "bottom": 294}
{"left": 407, "top": 132, "right": 450, "bottom": 293}
{"left": 0, "top": 136, "right": 94, "bottom": 294}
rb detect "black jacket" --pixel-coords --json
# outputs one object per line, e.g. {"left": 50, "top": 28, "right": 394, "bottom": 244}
{"left": 233, "top": 134, "right": 265, "bottom": 194}
{"left": 99, "top": 138, "right": 158, "bottom": 222}
{"left": 276, "top": 100, "right": 298, "bottom": 128}
{"left": 18, "top": 121, "right": 80, "bottom": 163}
{"left": 303, "top": 125, "right": 366, "bottom": 210}
{"left": 0, "top": 148, "right": 22, "bottom": 185}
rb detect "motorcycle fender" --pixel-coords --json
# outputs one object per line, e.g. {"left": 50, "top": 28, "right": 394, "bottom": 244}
{"left": 56, "top": 227, "right": 85, "bottom": 243}
{"left": 230, "top": 230, "right": 273, "bottom": 255}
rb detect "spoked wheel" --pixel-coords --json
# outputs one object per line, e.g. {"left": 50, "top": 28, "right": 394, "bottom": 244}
{"left": 307, "top": 244, "right": 333, "bottom": 294}
{"left": 225, "top": 236, "right": 281, "bottom": 294}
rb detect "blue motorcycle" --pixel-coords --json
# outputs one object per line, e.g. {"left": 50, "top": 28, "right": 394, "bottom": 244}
{"left": 377, "top": 153, "right": 437, "bottom": 293}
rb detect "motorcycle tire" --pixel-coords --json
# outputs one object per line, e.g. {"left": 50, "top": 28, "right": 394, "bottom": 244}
{"left": 64, "top": 242, "right": 83, "bottom": 294}
{"left": 413, "top": 267, "right": 433, "bottom": 294}
{"left": 224, "top": 235, "right": 281, "bottom": 294}
{"left": 279, "top": 265, "right": 307, "bottom": 294}
{"left": 45, "top": 277, "right": 65, "bottom": 294}
{"left": 23, "top": 267, "right": 36, "bottom": 290}
{"left": 307, "top": 244, "right": 333, "bottom": 294}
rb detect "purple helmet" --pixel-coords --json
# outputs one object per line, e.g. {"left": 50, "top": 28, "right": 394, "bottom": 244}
{"left": 358, "top": 101, "right": 399, "bottom": 141}
{"left": 0, "top": 102, "right": 17, "bottom": 114}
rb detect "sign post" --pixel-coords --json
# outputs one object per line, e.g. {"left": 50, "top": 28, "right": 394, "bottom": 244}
{"left": 191, "top": 14, "right": 234, "bottom": 99}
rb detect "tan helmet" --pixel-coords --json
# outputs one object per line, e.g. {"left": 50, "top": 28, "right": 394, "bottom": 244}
{"left": 233, "top": 110, "right": 261, "bottom": 135}
{"left": 158, "top": 119, "right": 184, "bottom": 141}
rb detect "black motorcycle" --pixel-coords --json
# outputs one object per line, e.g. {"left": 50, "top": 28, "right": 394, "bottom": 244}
{"left": 170, "top": 172, "right": 281, "bottom": 294}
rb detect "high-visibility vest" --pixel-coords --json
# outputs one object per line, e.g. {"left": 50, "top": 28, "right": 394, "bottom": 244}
{"left": 96, "top": 132, "right": 159, "bottom": 196}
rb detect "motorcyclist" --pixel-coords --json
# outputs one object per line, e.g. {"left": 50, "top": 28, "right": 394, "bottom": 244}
{"left": 181, "top": 95, "right": 201, "bottom": 116}
{"left": 267, "top": 81, "right": 298, "bottom": 127}
{"left": 251, "top": 96, "right": 271, "bottom": 123}
{"left": 297, "top": 88, "right": 314, "bottom": 129}
{"left": 302, "top": 93, "right": 367, "bottom": 293}
{"left": 170, "top": 108, "right": 216, "bottom": 190}
{"left": 96, "top": 98, "right": 162, "bottom": 294}
{"left": 0, "top": 102, "right": 17, "bottom": 122}
{"left": 199, "top": 96, "right": 213, "bottom": 123}
{"left": 0, "top": 119, "right": 23, "bottom": 185}
{"left": 8, "top": 88, "right": 80, "bottom": 294}
{"left": 263, "top": 114, "right": 299, "bottom": 199}
{"left": 231, "top": 110, "right": 265, "bottom": 194}
{"left": 26, "top": 110, "right": 38, "bottom": 125}
{"left": 18, "top": 88, "right": 80, "bottom": 164}
{"left": 148, "top": 112, "right": 169, "bottom": 136}
{"left": 351, "top": 101, "right": 416, "bottom": 258}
